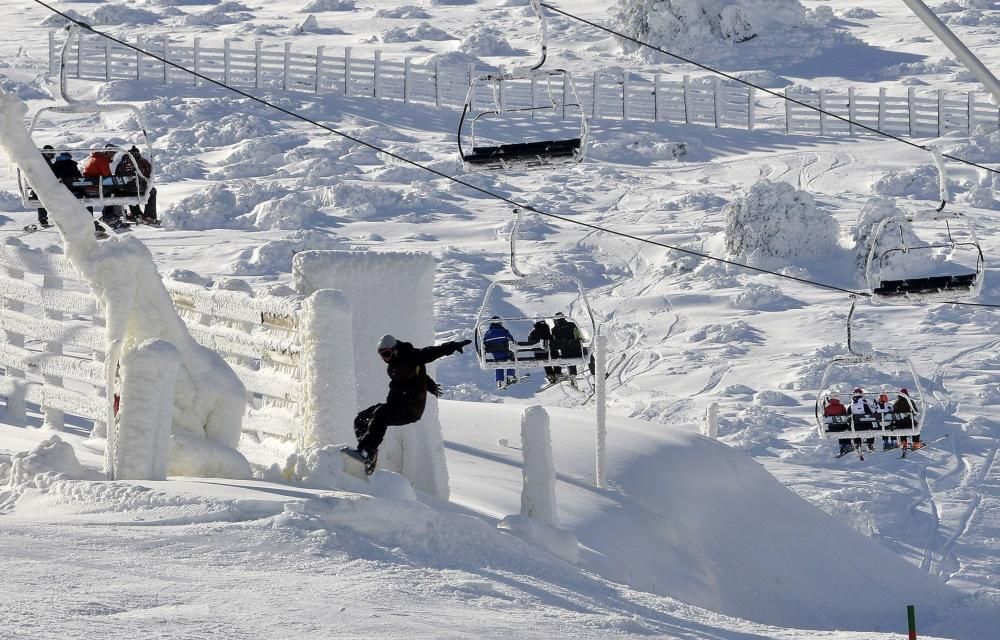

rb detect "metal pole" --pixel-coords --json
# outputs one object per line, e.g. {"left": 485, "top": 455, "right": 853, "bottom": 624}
{"left": 907, "top": 604, "right": 917, "bottom": 640}
{"left": 901, "top": 0, "right": 1000, "bottom": 104}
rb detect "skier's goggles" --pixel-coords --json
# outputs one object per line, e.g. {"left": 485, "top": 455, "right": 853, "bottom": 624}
{"left": 378, "top": 347, "right": 394, "bottom": 358}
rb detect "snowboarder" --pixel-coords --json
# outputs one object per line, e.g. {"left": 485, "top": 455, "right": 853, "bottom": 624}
{"left": 348, "top": 334, "right": 471, "bottom": 475}
{"left": 482, "top": 317, "right": 517, "bottom": 389}
{"left": 893, "top": 388, "right": 922, "bottom": 449}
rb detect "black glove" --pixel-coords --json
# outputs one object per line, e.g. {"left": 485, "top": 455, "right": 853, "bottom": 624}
{"left": 453, "top": 339, "right": 472, "bottom": 354}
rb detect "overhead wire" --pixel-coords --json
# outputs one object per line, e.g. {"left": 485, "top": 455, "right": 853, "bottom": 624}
{"left": 539, "top": 1, "right": 1000, "bottom": 177}
{"left": 22, "top": 0, "right": 1000, "bottom": 309}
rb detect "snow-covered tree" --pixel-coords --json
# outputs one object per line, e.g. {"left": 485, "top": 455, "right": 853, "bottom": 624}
{"left": 613, "top": 0, "right": 810, "bottom": 56}
{"left": 724, "top": 179, "right": 839, "bottom": 262}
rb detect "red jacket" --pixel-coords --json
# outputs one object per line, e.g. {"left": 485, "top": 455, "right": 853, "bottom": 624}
{"left": 823, "top": 398, "right": 847, "bottom": 417}
{"left": 82, "top": 152, "right": 112, "bottom": 178}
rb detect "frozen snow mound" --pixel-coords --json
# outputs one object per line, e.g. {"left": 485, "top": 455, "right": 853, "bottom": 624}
{"left": 300, "top": 0, "right": 355, "bottom": 11}
{"left": 231, "top": 229, "right": 345, "bottom": 275}
{"left": 724, "top": 179, "right": 839, "bottom": 264}
{"left": 872, "top": 164, "right": 943, "bottom": 200}
{"left": 460, "top": 26, "right": 521, "bottom": 57}
{"left": 86, "top": 4, "right": 161, "bottom": 25}
{"left": 613, "top": 0, "right": 856, "bottom": 69}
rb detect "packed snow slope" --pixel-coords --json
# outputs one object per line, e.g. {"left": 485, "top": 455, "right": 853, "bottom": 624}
{"left": 0, "top": 403, "right": 971, "bottom": 639}
{"left": 3, "top": 0, "right": 1000, "bottom": 638}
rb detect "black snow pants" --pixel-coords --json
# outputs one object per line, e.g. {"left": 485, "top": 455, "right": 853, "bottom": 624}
{"left": 355, "top": 402, "right": 420, "bottom": 454}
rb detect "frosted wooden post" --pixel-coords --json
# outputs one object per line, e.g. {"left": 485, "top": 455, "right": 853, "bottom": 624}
{"left": 879, "top": 87, "right": 888, "bottom": 132}
{"left": 684, "top": 75, "right": 692, "bottom": 124}
{"left": 374, "top": 50, "right": 383, "bottom": 99}
{"left": 968, "top": 90, "right": 976, "bottom": 133}
{"left": 315, "top": 45, "right": 324, "bottom": 93}
{"left": 703, "top": 402, "right": 719, "bottom": 439}
{"left": 434, "top": 59, "right": 442, "bottom": 108}
{"left": 105, "top": 37, "right": 111, "bottom": 80}
{"left": 937, "top": 88, "right": 944, "bottom": 136}
{"left": 2, "top": 262, "right": 26, "bottom": 422}
{"left": 136, "top": 35, "right": 143, "bottom": 81}
{"left": 713, "top": 76, "right": 722, "bottom": 127}
{"left": 848, "top": 87, "right": 857, "bottom": 135}
{"left": 622, "top": 72, "right": 630, "bottom": 121}
{"left": 254, "top": 40, "right": 263, "bottom": 89}
{"left": 592, "top": 71, "right": 600, "bottom": 119}
{"left": 108, "top": 339, "right": 180, "bottom": 481}
{"left": 819, "top": 90, "right": 828, "bottom": 135}
{"left": 298, "top": 289, "right": 355, "bottom": 450}
{"left": 42, "top": 271, "right": 65, "bottom": 430}
{"left": 747, "top": 87, "right": 756, "bottom": 131}
{"left": 344, "top": 46, "right": 352, "bottom": 96}
{"left": 594, "top": 332, "right": 607, "bottom": 489}
{"left": 530, "top": 74, "right": 537, "bottom": 118}
{"left": 224, "top": 38, "right": 232, "bottom": 86}
{"left": 162, "top": 36, "right": 169, "bottom": 84}
{"left": 283, "top": 42, "right": 292, "bottom": 91}
{"left": 907, "top": 87, "right": 915, "bottom": 135}
{"left": 193, "top": 37, "right": 202, "bottom": 87}
{"left": 653, "top": 74, "right": 661, "bottom": 122}
{"left": 784, "top": 87, "right": 791, "bottom": 133}
{"left": 403, "top": 57, "right": 412, "bottom": 104}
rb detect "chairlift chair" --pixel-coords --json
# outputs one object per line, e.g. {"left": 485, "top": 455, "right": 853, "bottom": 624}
{"left": 473, "top": 208, "right": 598, "bottom": 388}
{"left": 814, "top": 299, "right": 926, "bottom": 442}
{"left": 15, "top": 25, "right": 155, "bottom": 211}
{"left": 864, "top": 208, "right": 984, "bottom": 304}
{"left": 457, "top": 0, "right": 589, "bottom": 169}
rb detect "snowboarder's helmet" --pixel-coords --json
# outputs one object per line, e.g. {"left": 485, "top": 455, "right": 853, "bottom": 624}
{"left": 377, "top": 334, "right": 397, "bottom": 352}
{"left": 554, "top": 312, "right": 565, "bottom": 318}
{"left": 853, "top": 388, "right": 863, "bottom": 394}
{"left": 900, "top": 388, "right": 909, "bottom": 395}
{"left": 879, "top": 394, "right": 889, "bottom": 402}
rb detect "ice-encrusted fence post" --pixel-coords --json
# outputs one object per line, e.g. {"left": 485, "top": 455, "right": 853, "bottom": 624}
{"left": 622, "top": 72, "right": 630, "bottom": 121}
{"left": 374, "top": 51, "right": 383, "bottom": 99}
{"left": 684, "top": 75, "right": 692, "bottom": 124}
{"left": 344, "top": 46, "right": 352, "bottom": 96}
{"left": 592, "top": 71, "right": 600, "bottom": 119}
{"left": 162, "top": 36, "right": 170, "bottom": 84}
{"left": 2, "top": 260, "right": 27, "bottom": 422}
{"left": 315, "top": 45, "right": 324, "bottom": 94}
{"left": 193, "top": 37, "right": 202, "bottom": 87}
{"left": 254, "top": 39, "right": 262, "bottom": 89}
{"left": 404, "top": 57, "right": 412, "bottom": 104}
{"left": 848, "top": 87, "right": 857, "bottom": 135}
{"left": 104, "top": 36, "right": 111, "bottom": 81}
{"left": 497, "top": 405, "right": 579, "bottom": 563}
{"left": 299, "top": 289, "right": 356, "bottom": 450}
{"left": 434, "top": 59, "right": 442, "bottom": 108}
{"left": 879, "top": 87, "right": 888, "bottom": 133}
{"left": 136, "top": 35, "right": 143, "bottom": 82}
{"left": 819, "top": 90, "right": 828, "bottom": 135}
{"left": 224, "top": 38, "right": 232, "bottom": 86}
{"left": 703, "top": 402, "right": 719, "bottom": 439}
{"left": 968, "top": 90, "right": 976, "bottom": 133}
{"left": 713, "top": 76, "right": 722, "bottom": 128}
{"left": 748, "top": 86, "right": 755, "bottom": 131}
{"left": 937, "top": 88, "right": 944, "bottom": 136}
{"left": 907, "top": 87, "right": 915, "bottom": 135}
{"left": 653, "top": 73, "right": 661, "bottom": 122}
{"left": 42, "top": 265, "right": 65, "bottom": 430}
{"left": 784, "top": 86, "right": 791, "bottom": 133}
{"left": 283, "top": 42, "right": 291, "bottom": 91}
{"left": 107, "top": 339, "right": 180, "bottom": 481}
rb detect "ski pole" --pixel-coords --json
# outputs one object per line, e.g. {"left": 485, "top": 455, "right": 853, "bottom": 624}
{"left": 907, "top": 604, "right": 917, "bottom": 640}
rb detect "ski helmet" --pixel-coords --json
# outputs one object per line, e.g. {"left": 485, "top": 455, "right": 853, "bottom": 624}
{"left": 853, "top": 387, "right": 863, "bottom": 394}
{"left": 376, "top": 334, "right": 397, "bottom": 351}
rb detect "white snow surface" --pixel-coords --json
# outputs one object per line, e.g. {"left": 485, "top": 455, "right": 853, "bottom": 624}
{"left": 2, "top": 0, "right": 1000, "bottom": 637}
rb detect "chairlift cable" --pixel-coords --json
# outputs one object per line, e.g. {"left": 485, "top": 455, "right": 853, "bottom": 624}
{"left": 538, "top": 2, "right": 1000, "bottom": 178}
{"left": 23, "top": 1, "right": 999, "bottom": 308}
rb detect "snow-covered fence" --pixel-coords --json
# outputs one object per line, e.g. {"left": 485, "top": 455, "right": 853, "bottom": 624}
{"left": 49, "top": 31, "right": 755, "bottom": 130}
{"left": 785, "top": 86, "right": 1000, "bottom": 136}
{"left": 50, "top": 31, "right": 1000, "bottom": 137}
{"left": 0, "top": 237, "right": 109, "bottom": 433}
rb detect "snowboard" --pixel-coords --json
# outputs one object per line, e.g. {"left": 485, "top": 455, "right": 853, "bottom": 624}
{"left": 338, "top": 445, "right": 375, "bottom": 479}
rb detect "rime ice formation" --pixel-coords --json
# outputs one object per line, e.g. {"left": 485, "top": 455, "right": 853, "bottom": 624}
{"left": 497, "top": 406, "right": 579, "bottom": 563}
{"left": 293, "top": 250, "right": 449, "bottom": 500}
{"left": 0, "top": 94, "right": 249, "bottom": 480}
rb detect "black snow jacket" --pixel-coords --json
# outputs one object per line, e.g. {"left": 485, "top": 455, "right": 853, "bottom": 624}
{"left": 50, "top": 153, "right": 82, "bottom": 186}
{"left": 384, "top": 340, "right": 464, "bottom": 419}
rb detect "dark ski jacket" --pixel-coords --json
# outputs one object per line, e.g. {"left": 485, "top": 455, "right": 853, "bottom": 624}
{"left": 384, "top": 340, "right": 463, "bottom": 419}
{"left": 521, "top": 320, "right": 552, "bottom": 346}
{"left": 50, "top": 153, "right": 82, "bottom": 186}
{"left": 551, "top": 317, "right": 583, "bottom": 357}
{"left": 893, "top": 395, "right": 918, "bottom": 428}
{"left": 115, "top": 148, "right": 153, "bottom": 189}
{"left": 482, "top": 323, "right": 515, "bottom": 354}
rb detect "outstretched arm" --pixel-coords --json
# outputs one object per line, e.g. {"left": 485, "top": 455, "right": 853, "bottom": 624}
{"left": 416, "top": 340, "right": 472, "bottom": 364}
